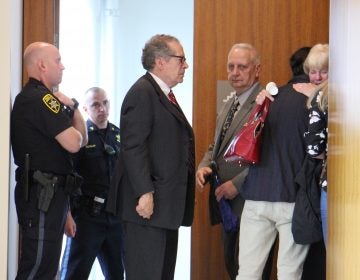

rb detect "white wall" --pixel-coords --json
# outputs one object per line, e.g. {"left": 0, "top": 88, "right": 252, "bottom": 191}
{"left": 1, "top": 0, "right": 22, "bottom": 279}
{"left": 59, "top": 0, "right": 193, "bottom": 127}
{"left": 114, "top": 0, "right": 194, "bottom": 125}
{"left": 0, "top": 0, "right": 11, "bottom": 276}
{"left": 8, "top": 0, "right": 23, "bottom": 278}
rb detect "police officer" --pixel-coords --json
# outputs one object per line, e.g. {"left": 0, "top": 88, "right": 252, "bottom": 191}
{"left": 11, "top": 42, "right": 87, "bottom": 279}
{"left": 60, "top": 87, "right": 124, "bottom": 280}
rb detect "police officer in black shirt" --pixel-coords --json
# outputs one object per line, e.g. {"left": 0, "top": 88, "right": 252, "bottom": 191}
{"left": 60, "top": 87, "right": 124, "bottom": 279}
{"left": 11, "top": 42, "right": 87, "bottom": 279}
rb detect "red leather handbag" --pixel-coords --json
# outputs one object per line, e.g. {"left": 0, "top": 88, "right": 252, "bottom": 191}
{"left": 224, "top": 98, "right": 270, "bottom": 165}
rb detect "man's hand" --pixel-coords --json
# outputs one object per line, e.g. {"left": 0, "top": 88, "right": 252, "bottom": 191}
{"left": 196, "top": 166, "right": 213, "bottom": 192}
{"left": 64, "top": 211, "right": 76, "bottom": 237}
{"left": 214, "top": 180, "right": 239, "bottom": 201}
{"left": 136, "top": 192, "right": 154, "bottom": 219}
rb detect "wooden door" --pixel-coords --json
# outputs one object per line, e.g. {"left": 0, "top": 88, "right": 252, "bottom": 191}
{"left": 22, "top": 0, "right": 58, "bottom": 83}
{"left": 192, "top": 1, "right": 330, "bottom": 279}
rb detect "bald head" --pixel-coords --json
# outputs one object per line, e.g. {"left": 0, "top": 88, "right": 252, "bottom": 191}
{"left": 83, "top": 87, "right": 110, "bottom": 129}
{"left": 24, "top": 42, "right": 50, "bottom": 68}
{"left": 23, "top": 42, "right": 65, "bottom": 89}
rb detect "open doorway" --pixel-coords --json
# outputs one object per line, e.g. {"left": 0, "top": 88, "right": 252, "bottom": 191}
{"left": 58, "top": 0, "right": 194, "bottom": 279}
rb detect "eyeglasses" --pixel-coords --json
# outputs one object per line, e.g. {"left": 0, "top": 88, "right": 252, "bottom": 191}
{"left": 104, "top": 143, "right": 116, "bottom": 155}
{"left": 169, "top": 55, "right": 186, "bottom": 64}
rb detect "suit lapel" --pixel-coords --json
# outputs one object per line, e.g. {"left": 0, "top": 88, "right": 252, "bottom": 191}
{"left": 144, "top": 73, "right": 193, "bottom": 135}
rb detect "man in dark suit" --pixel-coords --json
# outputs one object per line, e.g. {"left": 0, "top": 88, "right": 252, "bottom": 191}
{"left": 196, "top": 43, "right": 272, "bottom": 279}
{"left": 107, "top": 34, "right": 195, "bottom": 280}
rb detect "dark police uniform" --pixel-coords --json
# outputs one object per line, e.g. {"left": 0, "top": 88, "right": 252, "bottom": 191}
{"left": 60, "top": 119, "right": 125, "bottom": 280}
{"left": 11, "top": 78, "right": 75, "bottom": 280}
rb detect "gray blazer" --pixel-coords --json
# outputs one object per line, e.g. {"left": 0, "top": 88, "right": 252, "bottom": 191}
{"left": 198, "top": 82, "right": 263, "bottom": 224}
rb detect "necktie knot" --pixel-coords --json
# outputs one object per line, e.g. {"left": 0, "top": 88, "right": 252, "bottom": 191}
{"left": 168, "top": 90, "right": 179, "bottom": 106}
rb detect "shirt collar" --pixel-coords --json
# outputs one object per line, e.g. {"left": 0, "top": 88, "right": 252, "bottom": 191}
{"left": 87, "top": 119, "right": 109, "bottom": 132}
{"left": 235, "top": 81, "right": 260, "bottom": 105}
{"left": 149, "top": 72, "right": 171, "bottom": 95}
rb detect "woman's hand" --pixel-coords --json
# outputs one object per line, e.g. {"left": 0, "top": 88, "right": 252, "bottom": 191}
{"left": 256, "top": 89, "right": 274, "bottom": 105}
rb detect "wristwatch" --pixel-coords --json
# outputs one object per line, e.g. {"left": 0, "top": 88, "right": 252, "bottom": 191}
{"left": 71, "top": 98, "right": 79, "bottom": 110}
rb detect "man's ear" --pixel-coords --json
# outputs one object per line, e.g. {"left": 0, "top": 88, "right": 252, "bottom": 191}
{"left": 255, "top": 64, "right": 262, "bottom": 78}
{"left": 155, "top": 56, "right": 166, "bottom": 70}
{"left": 37, "top": 59, "right": 46, "bottom": 72}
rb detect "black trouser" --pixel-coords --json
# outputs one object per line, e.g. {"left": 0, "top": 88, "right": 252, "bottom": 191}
{"left": 60, "top": 209, "right": 125, "bottom": 280}
{"left": 15, "top": 180, "right": 68, "bottom": 280}
{"left": 301, "top": 240, "right": 326, "bottom": 280}
{"left": 123, "top": 222, "right": 178, "bottom": 280}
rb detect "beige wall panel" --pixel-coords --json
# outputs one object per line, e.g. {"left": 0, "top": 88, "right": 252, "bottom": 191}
{"left": 328, "top": 0, "right": 360, "bottom": 279}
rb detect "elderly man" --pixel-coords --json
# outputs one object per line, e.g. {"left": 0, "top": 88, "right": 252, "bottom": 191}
{"left": 196, "top": 43, "right": 273, "bottom": 280}
{"left": 107, "top": 34, "right": 195, "bottom": 280}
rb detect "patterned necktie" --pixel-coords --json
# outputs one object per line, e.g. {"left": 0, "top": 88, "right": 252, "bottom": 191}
{"left": 220, "top": 99, "right": 239, "bottom": 143}
{"left": 168, "top": 90, "right": 179, "bottom": 106}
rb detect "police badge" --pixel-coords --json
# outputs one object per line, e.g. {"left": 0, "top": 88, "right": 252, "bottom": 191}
{"left": 42, "top": 93, "right": 61, "bottom": 114}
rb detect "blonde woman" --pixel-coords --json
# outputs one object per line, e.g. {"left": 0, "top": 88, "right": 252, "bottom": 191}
{"left": 303, "top": 43, "right": 329, "bottom": 85}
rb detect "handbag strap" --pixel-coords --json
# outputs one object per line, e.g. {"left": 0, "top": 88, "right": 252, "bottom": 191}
{"left": 247, "top": 97, "right": 271, "bottom": 123}
{"left": 260, "top": 98, "right": 270, "bottom": 121}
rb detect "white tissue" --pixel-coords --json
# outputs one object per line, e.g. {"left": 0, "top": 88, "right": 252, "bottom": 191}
{"left": 266, "top": 82, "right": 278, "bottom": 96}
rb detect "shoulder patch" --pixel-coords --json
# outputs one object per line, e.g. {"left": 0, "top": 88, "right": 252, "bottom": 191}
{"left": 42, "top": 93, "right": 61, "bottom": 113}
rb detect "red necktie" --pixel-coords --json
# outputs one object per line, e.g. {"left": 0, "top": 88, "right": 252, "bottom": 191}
{"left": 168, "top": 90, "right": 179, "bottom": 106}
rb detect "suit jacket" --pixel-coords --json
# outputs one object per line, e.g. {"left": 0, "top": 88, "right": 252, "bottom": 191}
{"left": 198, "top": 82, "right": 262, "bottom": 224}
{"left": 106, "top": 72, "right": 195, "bottom": 230}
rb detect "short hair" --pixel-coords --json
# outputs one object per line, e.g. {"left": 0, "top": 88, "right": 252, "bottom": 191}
{"left": 85, "top": 86, "right": 105, "bottom": 95}
{"left": 228, "top": 43, "right": 261, "bottom": 65}
{"left": 289, "top": 46, "right": 311, "bottom": 76}
{"left": 83, "top": 87, "right": 106, "bottom": 105}
{"left": 303, "top": 44, "right": 329, "bottom": 74}
{"left": 141, "top": 34, "right": 180, "bottom": 71}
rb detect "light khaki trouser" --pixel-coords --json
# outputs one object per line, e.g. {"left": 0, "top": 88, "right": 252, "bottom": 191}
{"left": 237, "top": 200, "right": 309, "bottom": 280}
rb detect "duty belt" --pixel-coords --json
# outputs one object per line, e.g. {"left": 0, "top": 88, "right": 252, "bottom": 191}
{"left": 15, "top": 169, "right": 66, "bottom": 186}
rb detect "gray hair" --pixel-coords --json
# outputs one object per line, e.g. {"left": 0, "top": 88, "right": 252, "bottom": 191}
{"left": 141, "top": 34, "right": 180, "bottom": 70}
{"left": 228, "top": 43, "right": 261, "bottom": 64}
